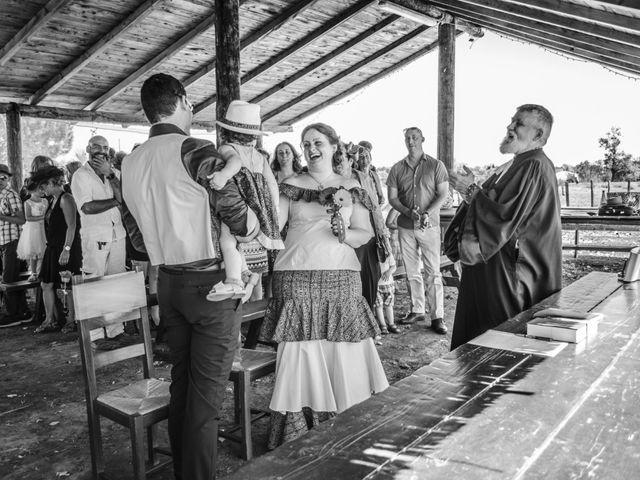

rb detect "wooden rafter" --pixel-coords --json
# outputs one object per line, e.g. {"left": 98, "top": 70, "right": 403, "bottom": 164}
{"left": 496, "top": 0, "right": 640, "bottom": 31}
{"left": 29, "top": 0, "right": 164, "bottom": 105}
{"left": 249, "top": 15, "right": 400, "bottom": 105}
{"left": 83, "top": 12, "right": 218, "bottom": 111}
{"left": 285, "top": 40, "right": 444, "bottom": 125}
{"left": 476, "top": 20, "right": 640, "bottom": 75}
{"left": 429, "top": 0, "right": 640, "bottom": 61}
{"left": 192, "top": 0, "right": 376, "bottom": 114}
{"left": 0, "top": 0, "right": 68, "bottom": 66}
{"left": 184, "top": 0, "right": 316, "bottom": 92}
{"left": 431, "top": 0, "right": 640, "bottom": 41}
{"left": 595, "top": 0, "right": 640, "bottom": 8}
{"left": 263, "top": 25, "right": 433, "bottom": 122}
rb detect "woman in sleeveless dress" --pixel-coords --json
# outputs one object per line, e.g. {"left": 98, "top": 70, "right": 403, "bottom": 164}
{"left": 31, "top": 166, "right": 82, "bottom": 333}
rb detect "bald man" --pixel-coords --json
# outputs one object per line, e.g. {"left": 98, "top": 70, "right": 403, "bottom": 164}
{"left": 71, "top": 136, "right": 126, "bottom": 339}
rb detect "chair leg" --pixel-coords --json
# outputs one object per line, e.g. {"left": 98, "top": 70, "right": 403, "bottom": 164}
{"left": 130, "top": 417, "right": 146, "bottom": 480}
{"left": 147, "top": 424, "right": 156, "bottom": 466}
{"left": 238, "top": 371, "right": 253, "bottom": 460}
{"left": 87, "top": 411, "right": 105, "bottom": 480}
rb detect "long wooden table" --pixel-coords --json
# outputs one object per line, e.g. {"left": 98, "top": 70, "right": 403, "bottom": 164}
{"left": 226, "top": 272, "right": 640, "bottom": 479}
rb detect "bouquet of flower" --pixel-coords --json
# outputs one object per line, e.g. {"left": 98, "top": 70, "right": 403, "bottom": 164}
{"left": 326, "top": 187, "right": 352, "bottom": 243}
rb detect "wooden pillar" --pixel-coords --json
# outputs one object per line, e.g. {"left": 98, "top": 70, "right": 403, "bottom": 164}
{"left": 215, "top": 0, "right": 241, "bottom": 146}
{"left": 5, "top": 103, "right": 23, "bottom": 191}
{"left": 437, "top": 22, "right": 455, "bottom": 170}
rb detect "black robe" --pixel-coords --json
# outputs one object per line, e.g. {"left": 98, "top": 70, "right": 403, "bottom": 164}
{"left": 445, "top": 148, "right": 562, "bottom": 350}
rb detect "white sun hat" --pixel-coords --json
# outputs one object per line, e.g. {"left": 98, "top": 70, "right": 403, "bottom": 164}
{"left": 215, "top": 100, "right": 270, "bottom": 136}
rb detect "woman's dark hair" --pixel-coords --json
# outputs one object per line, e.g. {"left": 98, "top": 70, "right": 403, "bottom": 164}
{"left": 31, "top": 166, "right": 65, "bottom": 188}
{"left": 221, "top": 128, "right": 256, "bottom": 145}
{"left": 332, "top": 142, "right": 352, "bottom": 171}
{"left": 271, "top": 142, "right": 303, "bottom": 173}
{"left": 140, "top": 73, "right": 186, "bottom": 124}
{"left": 25, "top": 177, "right": 39, "bottom": 192}
{"left": 30, "top": 155, "right": 53, "bottom": 173}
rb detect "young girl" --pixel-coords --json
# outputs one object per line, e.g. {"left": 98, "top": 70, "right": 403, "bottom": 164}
{"left": 374, "top": 248, "right": 400, "bottom": 335}
{"left": 205, "top": 100, "right": 284, "bottom": 301}
{"left": 17, "top": 180, "right": 48, "bottom": 281}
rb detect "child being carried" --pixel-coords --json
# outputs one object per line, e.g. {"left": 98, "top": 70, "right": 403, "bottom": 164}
{"left": 203, "top": 100, "right": 284, "bottom": 302}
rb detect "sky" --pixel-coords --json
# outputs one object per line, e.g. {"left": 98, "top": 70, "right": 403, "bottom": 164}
{"left": 72, "top": 31, "right": 640, "bottom": 170}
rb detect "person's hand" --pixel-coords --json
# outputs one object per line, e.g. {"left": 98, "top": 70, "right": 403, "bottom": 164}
{"left": 89, "top": 153, "right": 113, "bottom": 176}
{"left": 207, "top": 171, "right": 229, "bottom": 190}
{"left": 449, "top": 165, "right": 475, "bottom": 195}
{"left": 411, "top": 208, "right": 421, "bottom": 221}
{"left": 381, "top": 268, "right": 393, "bottom": 282}
{"left": 58, "top": 250, "right": 70, "bottom": 266}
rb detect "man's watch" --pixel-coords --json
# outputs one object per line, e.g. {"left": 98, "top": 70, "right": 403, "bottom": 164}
{"left": 63, "top": 245, "right": 71, "bottom": 252}
{"left": 106, "top": 172, "right": 116, "bottom": 181}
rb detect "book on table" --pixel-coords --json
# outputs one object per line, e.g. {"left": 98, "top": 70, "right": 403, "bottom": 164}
{"left": 527, "top": 309, "right": 602, "bottom": 343}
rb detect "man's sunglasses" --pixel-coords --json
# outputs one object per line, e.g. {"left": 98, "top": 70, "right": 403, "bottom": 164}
{"left": 0, "top": 175, "right": 9, "bottom": 181}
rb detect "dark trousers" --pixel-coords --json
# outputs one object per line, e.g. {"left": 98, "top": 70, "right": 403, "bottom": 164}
{"left": 1, "top": 239, "right": 27, "bottom": 317}
{"left": 355, "top": 237, "right": 382, "bottom": 311}
{"left": 158, "top": 267, "right": 241, "bottom": 480}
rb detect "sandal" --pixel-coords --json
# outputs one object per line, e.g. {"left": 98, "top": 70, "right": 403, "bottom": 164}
{"left": 34, "top": 320, "right": 59, "bottom": 334}
{"left": 60, "top": 321, "right": 77, "bottom": 334}
{"left": 206, "top": 281, "right": 245, "bottom": 302}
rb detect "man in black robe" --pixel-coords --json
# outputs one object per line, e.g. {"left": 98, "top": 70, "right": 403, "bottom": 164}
{"left": 446, "top": 104, "right": 561, "bottom": 350}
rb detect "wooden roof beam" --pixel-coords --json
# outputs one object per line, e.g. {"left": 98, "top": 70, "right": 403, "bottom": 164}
{"left": 249, "top": 15, "right": 400, "bottom": 106}
{"left": 193, "top": 0, "right": 376, "bottom": 115}
{"left": 183, "top": 0, "right": 317, "bottom": 91}
{"left": 29, "top": 0, "right": 164, "bottom": 105}
{"left": 431, "top": 0, "right": 640, "bottom": 40}
{"left": 82, "top": 11, "right": 218, "bottom": 111}
{"left": 0, "top": 0, "right": 68, "bottom": 67}
{"left": 262, "top": 25, "right": 433, "bottom": 122}
{"left": 474, "top": 20, "right": 640, "bottom": 76}
{"left": 286, "top": 40, "right": 445, "bottom": 125}
{"left": 430, "top": 0, "right": 640, "bottom": 61}
{"left": 379, "top": 0, "right": 483, "bottom": 37}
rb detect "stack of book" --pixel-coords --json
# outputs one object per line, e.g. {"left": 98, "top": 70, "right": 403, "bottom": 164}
{"left": 526, "top": 308, "right": 602, "bottom": 344}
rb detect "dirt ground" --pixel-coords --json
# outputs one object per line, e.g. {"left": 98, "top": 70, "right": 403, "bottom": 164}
{"left": 0, "top": 254, "right": 627, "bottom": 480}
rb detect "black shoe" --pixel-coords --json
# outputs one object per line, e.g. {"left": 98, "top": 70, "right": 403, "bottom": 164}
{"left": 399, "top": 312, "right": 424, "bottom": 324}
{"left": 387, "top": 324, "right": 400, "bottom": 334}
{"left": 430, "top": 318, "right": 448, "bottom": 335}
{"left": 0, "top": 314, "right": 32, "bottom": 328}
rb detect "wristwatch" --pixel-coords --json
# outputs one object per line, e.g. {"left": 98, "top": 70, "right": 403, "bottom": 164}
{"left": 106, "top": 172, "right": 116, "bottom": 181}
{"left": 63, "top": 245, "right": 71, "bottom": 252}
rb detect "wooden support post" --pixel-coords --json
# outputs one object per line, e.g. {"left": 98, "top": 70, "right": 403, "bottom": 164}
{"left": 565, "top": 182, "right": 570, "bottom": 206}
{"left": 574, "top": 229, "right": 579, "bottom": 258}
{"left": 5, "top": 103, "right": 23, "bottom": 191}
{"left": 590, "top": 180, "right": 594, "bottom": 207}
{"left": 627, "top": 179, "right": 631, "bottom": 194}
{"left": 607, "top": 181, "right": 611, "bottom": 193}
{"left": 215, "top": 0, "right": 241, "bottom": 146}
{"left": 437, "top": 22, "right": 455, "bottom": 170}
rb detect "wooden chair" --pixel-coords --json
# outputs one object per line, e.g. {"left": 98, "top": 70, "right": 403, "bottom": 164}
{"left": 74, "top": 271, "right": 171, "bottom": 480}
{"left": 220, "top": 348, "right": 277, "bottom": 460}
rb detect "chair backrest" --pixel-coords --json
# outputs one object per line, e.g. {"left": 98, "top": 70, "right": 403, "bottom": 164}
{"left": 74, "top": 271, "right": 154, "bottom": 403}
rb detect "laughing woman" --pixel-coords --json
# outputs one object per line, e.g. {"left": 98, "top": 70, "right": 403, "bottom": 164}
{"left": 262, "top": 123, "right": 388, "bottom": 448}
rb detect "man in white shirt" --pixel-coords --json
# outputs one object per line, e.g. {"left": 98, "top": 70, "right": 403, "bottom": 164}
{"left": 71, "top": 136, "right": 126, "bottom": 339}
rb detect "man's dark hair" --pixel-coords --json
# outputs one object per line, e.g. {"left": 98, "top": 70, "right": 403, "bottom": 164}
{"left": 140, "top": 73, "right": 186, "bottom": 123}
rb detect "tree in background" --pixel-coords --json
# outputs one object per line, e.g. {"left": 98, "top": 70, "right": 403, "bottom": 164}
{"left": 599, "top": 127, "right": 633, "bottom": 181}
{"left": 575, "top": 160, "right": 604, "bottom": 182}
{"left": 0, "top": 117, "right": 73, "bottom": 175}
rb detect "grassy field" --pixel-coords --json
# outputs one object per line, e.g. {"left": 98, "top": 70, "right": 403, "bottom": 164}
{"left": 560, "top": 180, "right": 640, "bottom": 208}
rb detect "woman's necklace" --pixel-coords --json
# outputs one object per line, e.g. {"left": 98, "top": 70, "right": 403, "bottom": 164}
{"left": 307, "top": 171, "right": 333, "bottom": 190}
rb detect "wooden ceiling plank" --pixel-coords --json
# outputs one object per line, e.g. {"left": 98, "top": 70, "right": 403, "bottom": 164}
{"left": 430, "top": 0, "right": 640, "bottom": 61}
{"left": 499, "top": 0, "right": 640, "bottom": 31}
{"left": 249, "top": 16, "right": 400, "bottom": 105}
{"left": 29, "top": 0, "right": 165, "bottom": 105}
{"left": 83, "top": 12, "right": 218, "bottom": 111}
{"left": 0, "top": 0, "right": 68, "bottom": 67}
{"left": 262, "top": 25, "right": 432, "bottom": 122}
{"left": 192, "top": 0, "right": 376, "bottom": 115}
{"left": 0, "top": 102, "right": 145, "bottom": 125}
{"left": 472, "top": 19, "right": 640, "bottom": 75}
{"left": 285, "top": 40, "right": 445, "bottom": 125}
{"left": 428, "top": 0, "right": 640, "bottom": 46}
{"left": 184, "top": 0, "right": 318, "bottom": 90}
